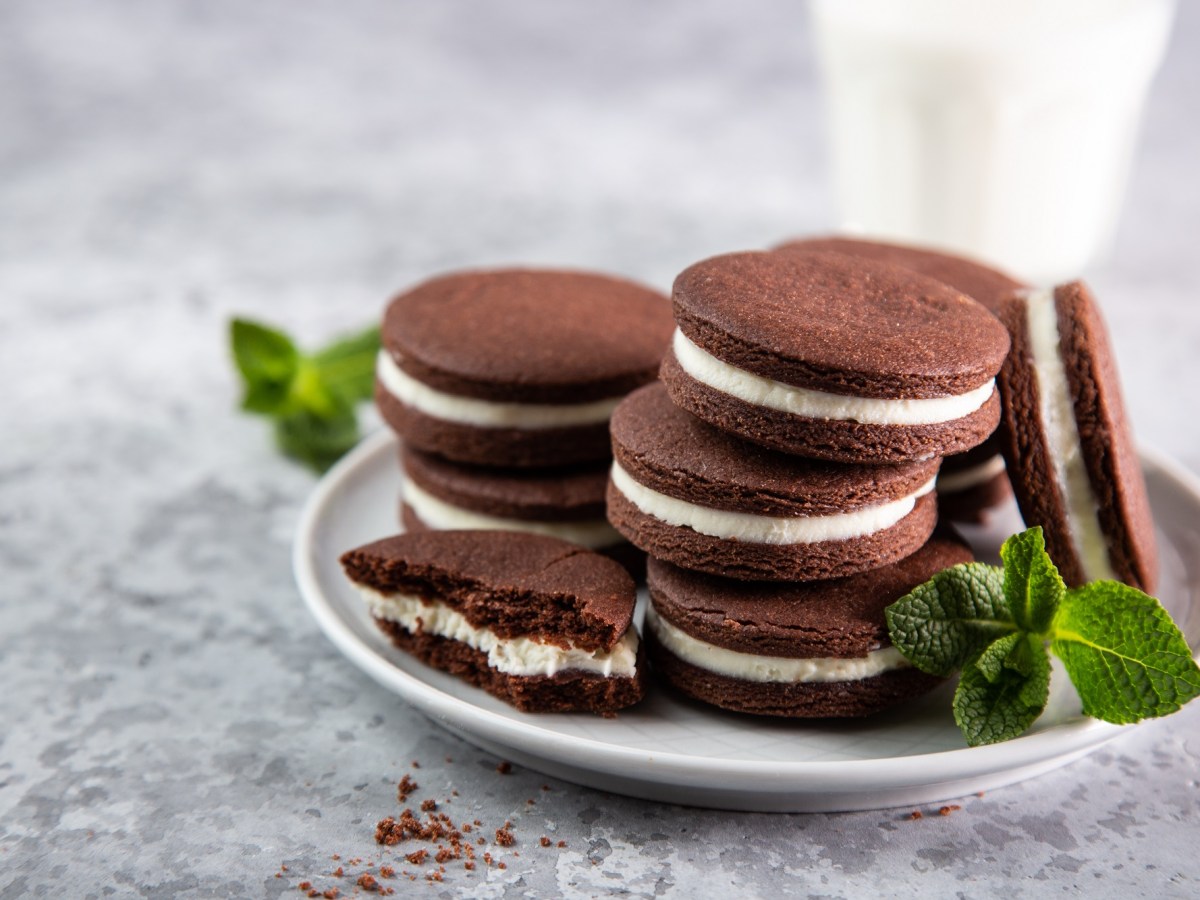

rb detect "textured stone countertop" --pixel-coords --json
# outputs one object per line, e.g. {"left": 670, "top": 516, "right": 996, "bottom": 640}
{"left": 2, "top": 1, "right": 1199, "bottom": 897}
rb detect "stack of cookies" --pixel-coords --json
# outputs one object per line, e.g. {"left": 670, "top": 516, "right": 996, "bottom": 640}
{"left": 343, "top": 268, "right": 676, "bottom": 715}
{"left": 374, "top": 268, "right": 674, "bottom": 573}
{"left": 607, "top": 250, "right": 1011, "bottom": 717}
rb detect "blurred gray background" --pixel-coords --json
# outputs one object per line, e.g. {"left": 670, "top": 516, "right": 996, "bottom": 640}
{"left": 2, "top": 2, "right": 1198, "bottom": 897}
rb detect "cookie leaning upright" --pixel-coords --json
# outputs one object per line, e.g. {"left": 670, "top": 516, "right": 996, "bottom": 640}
{"left": 376, "top": 269, "right": 673, "bottom": 468}
{"left": 996, "top": 281, "right": 1158, "bottom": 591}
{"left": 660, "top": 251, "right": 1011, "bottom": 464}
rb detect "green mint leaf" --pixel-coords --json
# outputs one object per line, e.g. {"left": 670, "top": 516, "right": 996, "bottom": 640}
{"left": 885, "top": 562, "right": 1015, "bottom": 676}
{"left": 230, "top": 319, "right": 300, "bottom": 413}
{"left": 974, "top": 632, "right": 1024, "bottom": 683}
{"left": 311, "top": 325, "right": 381, "bottom": 403}
{"left": 953, "top": 633, "right": 1051, "bottom": 747}
{"left": 274, "top": 400, "right": 359, "bottom": 473}
{"left": 1000, "top": 526, "right": 1065, "bottom": 633}
{"left": 1050, "top": 581, "right": 1200, "bottom": 724}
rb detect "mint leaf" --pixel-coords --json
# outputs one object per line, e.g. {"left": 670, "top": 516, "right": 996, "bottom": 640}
{"left": 1050, "top": 582, "right": 1200, "bottom": 724}
{"left": 1000, "top": 526, "right": 1064, "bottom": 633}
{"left": 311, "top": 325, "right": 380, "bottom": 403}
{"left": 230, "top": 317, "right": 378, "bottom": 473}
{"left": 885, "top": 562, "right": 1014, "bottom": 676}
{"left": 231, "top": 319, "right": 300, "bottom": 414}
{"left": 953, "top": 633, "right": 1051, "bottom": 746}
{"left": 274, "top": 401, "right": 359, "bottom": 473}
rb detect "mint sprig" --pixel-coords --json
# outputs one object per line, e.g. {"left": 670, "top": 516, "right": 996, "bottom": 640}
{"left": 230, "top": 319, "right": 380, "bottom": 473}
{"left": 887, "top": 527, "right": 1200, "bottom": 746}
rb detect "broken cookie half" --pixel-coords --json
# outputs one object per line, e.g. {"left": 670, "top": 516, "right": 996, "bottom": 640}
{"left": 340, "top": 530, "right": 647, "bottom": 714}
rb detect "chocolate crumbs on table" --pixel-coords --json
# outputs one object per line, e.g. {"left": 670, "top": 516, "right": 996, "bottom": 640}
{"left": 496, "top": 761, "right": 513, "bottom": 775}
{"left": 421, "top": 799, "right": 438, "bottom": 812}
{"left": 540, "top": 836, "right": 552, "bottom": 847}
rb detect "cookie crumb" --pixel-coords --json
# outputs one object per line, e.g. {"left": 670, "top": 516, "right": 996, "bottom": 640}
{"left": 540, "top": 836, "right": 551, "bottom": 847}
{"left": 323, "top": 890, "right": 340, "bottom": 900}
{"left": 938, "top": 805, "right": 962, "bottom": 817}
{"left": 420, "top": 799, "right": 437, "bottom": 812}
{"left": 379, "top": 865, "right": 395, "bottom": 879}
{"left": 397, "top": 774, "right": 419, "bottom": 802}
{"left": 411, "top": 760, "right": 420, "bottom": 768}
{"left": 405, "top": 849, "right": 428, "bottom": 865}
{"left": 332, "top": 867, "right": 343, "bottom": 877}
{"left": 496, "top": 761, "right": 512, "bottom": 775}
{"left": 298, "top": 883, "right": 312, "bottom": 891}
{"left": 557, "top": 840, "right": 567, "bottom": 848}
{"left": 464, "top": 861, "right": 475, "bottom": 871}
{"left": 908, "top": 810, "right": 923, "bottom": 820}
{"left": 356, "top": 873, "right": 380, "bottom": 892}
{"left": 495, "top": 822, "right": 515, "bottom": 847}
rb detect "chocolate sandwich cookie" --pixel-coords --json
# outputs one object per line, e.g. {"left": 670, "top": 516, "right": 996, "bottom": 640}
{"left": 660, "top": 250, "right": 1010, "bottom": 463}
{"left": 400, "top": 446, "right": 644, "bottom": 575}
{"left": 645, "top": 535, "right": 973, "bottom": 717}
{"left": 376, "top": 269, "right": 673, "bottom": 468}
{"left": 996, "top": 281, "right": 1157, "bottom": 591}
{"left": 607, "top": 383, "right": 940, "bottom": 581}
{"left": 340, "top": 531, "right": 647, "bottom": 714}
{"left": 774, "top": 236, "right": 1025, "bottom": 521}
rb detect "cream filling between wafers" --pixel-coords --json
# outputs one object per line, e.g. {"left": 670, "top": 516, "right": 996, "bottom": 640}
{"left": 1025, "top": 287, "right": 1116, "bottom": 580}
{"left": 936, "top": 454, "right": 1007, "bottom": 493}
{"left": 610, "top": 461, "right": 935, "bottom": 545}
{"left": 376, "top": 350, "right": 622, "bottom": 429}
{"left": 672, "top": 328, "right": 995, "bottom": 426}
{"left": 645, "top": 604, "right": 907, "bottom": 683}
{"left": 358, "top": 586, "right": 640, "bottom": 678}
{"left": 403, "top": 479, "right": 624, "bottom": 549}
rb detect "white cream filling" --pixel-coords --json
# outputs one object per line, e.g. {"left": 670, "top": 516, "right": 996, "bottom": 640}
{"left": 936, "top": 454, "right": 1008, "bottom": 493}
{"left": 376, "top": 350, "right": 622, "bottom": 429}
{"left": 1025, "top": 288, "right": 1116, "bottom": 581}
{"left": 672, "top": 328, "right": 995, "bottom": 426}
{"left": 358, "top": 586, "right": 640, "bottom": 678}
{"left": 610, "top": 460, "right": 935, "bottom": 545}
{"left": 645, "top": 604, "right": 907, "bottom": 683}
{"left": 402, "top": 479, "right": 623, "bottom": 550}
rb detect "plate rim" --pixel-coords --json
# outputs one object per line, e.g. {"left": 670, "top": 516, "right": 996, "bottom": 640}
{"left": 293, "top": 429, "right": 1198, "bottom": 791}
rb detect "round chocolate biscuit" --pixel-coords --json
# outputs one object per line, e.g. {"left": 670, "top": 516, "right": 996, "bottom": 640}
{"left": 776, "top": 236, "right": 1021, "bottom": 520}
{"left": 662, "top": 250, "right": 1009, "bottom": 463}
{"left": 644, "top": 535, "right": 973, "bottom": 717}
{"left": 377, "top": 268, "right": 673, "bottom": 467}
{"left": 996, "top": 281, "right": 1158, "bottom": 591}
{"left": 607, "top": 383, "right": 940, "bottom": 581}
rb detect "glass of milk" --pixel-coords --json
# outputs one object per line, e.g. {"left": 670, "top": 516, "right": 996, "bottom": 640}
{"left": 810, "top": 0, "right": 1175, "bottom": 282}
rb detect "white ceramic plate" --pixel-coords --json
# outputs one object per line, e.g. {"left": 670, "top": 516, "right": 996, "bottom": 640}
{"left": 293, "top": 430, "right": 1200, "bottom": 812}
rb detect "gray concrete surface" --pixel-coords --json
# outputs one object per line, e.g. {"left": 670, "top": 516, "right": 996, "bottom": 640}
{"left": 2, "top": 1, "right": 1198, "bottom": 896}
